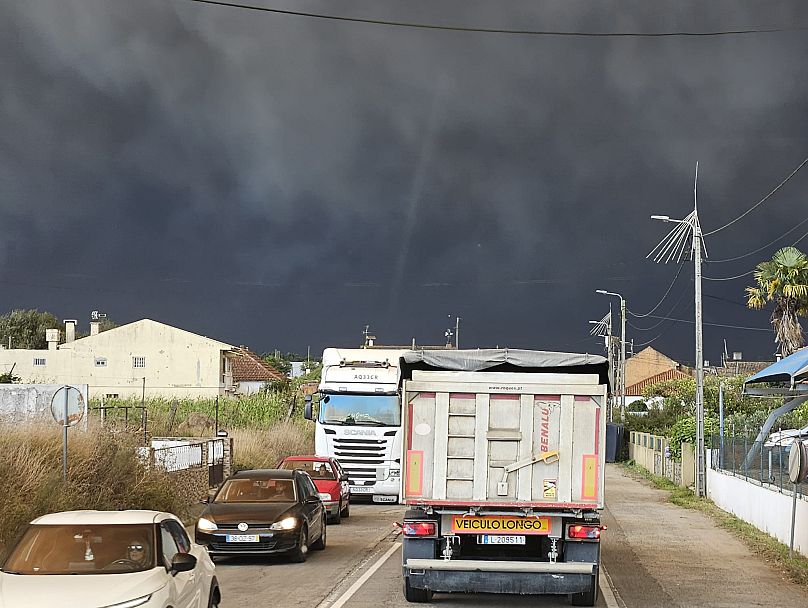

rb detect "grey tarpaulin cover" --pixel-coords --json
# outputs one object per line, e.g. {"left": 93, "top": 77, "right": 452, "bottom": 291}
{"left": 401, "top": 349, "right": 609, "bottom": 385}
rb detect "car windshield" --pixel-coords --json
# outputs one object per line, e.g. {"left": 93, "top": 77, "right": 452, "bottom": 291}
{"left": 319, "top": 394, "right": 400, "bottom": 426}
{"left": 214, "top": 478, "right": 296, "bottom": 503}
{"left": 280, "top": 460, "right": 335, "bottom": 480}
{"left": 2, "top": 524, "right": 156, "bottom": 575}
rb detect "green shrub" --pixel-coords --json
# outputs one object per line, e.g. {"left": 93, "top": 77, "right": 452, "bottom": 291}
{"left": 667, "top": 415, "right": 719, "bottom": 460}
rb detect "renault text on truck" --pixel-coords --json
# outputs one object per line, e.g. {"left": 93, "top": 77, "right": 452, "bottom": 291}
{"left": 305, "top": 347, "right": 410, "bottom": 502}
{"left": 399, "top": 349, "right": 608, "bottom": 606}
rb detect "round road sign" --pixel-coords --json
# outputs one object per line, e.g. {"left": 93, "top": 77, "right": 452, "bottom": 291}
{"left": 50, "top": 386, "right": 85, "bottom": 427}
{"left": 788, "top": 440, "right": 808, "bottom": 484}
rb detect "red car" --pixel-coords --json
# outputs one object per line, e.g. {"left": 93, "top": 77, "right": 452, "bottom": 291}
{"left": 278, "top": 456, "right": 351, "bottom": 524}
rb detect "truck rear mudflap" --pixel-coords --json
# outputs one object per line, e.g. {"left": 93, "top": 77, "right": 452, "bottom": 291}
{"left": 405, "top": 559, "right": 596, "bottom": 595}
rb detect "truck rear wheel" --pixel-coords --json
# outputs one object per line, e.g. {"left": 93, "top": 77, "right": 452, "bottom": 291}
{"left": 569, "top": 572, "right": 599, "bottom": 606}
{"left": 403, "top": 576, "right": 433, "bottom": 603}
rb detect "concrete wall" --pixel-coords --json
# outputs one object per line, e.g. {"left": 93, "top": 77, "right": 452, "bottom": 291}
{"left": 708, "top": 467, "right": 807, "bottom": 558}
{"left": 629, "top": 431, "right": 694, "bottom": 488}
{"left": 0, "top": 384, "right": 89, "bottom": 424}
{"left": 0, "top": 319, "right": 235, "bottom": 399}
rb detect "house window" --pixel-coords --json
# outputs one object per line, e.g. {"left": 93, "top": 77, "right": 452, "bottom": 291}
{"left": 132, "top": 356, "right": 146, "bottom": 368}
{"left": 95, "top": 357, "right": 108, "bottom": 367}
{"left": 33, "top": 358, "right": 46, "bottom": 366}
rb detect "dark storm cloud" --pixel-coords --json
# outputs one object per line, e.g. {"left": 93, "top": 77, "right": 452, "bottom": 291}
{"left": 2, "top": 0, "right": 808, "bottom": 362}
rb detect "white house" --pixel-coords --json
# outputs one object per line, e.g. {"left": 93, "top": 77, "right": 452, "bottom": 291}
{"left": 0, "top": 319, "right": 238, "bottom": 399}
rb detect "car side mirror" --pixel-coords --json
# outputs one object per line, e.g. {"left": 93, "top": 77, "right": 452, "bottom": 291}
{"left": 170, "top": 553, "right": 197, "bottom": 575}
{"left": 307, "top": 495, "right": 321, "bottom": 503}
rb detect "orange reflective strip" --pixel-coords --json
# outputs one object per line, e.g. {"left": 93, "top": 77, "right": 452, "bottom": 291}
{"left": 581, "top": 454, "right": 598, "bottom": 500}
{"left": 406, "top": 450, "right": 424, "bottom": 496}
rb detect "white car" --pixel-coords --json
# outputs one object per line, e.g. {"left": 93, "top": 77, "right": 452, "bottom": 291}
{"left": 0, "top": 510, "right": 220, "bottom": 608}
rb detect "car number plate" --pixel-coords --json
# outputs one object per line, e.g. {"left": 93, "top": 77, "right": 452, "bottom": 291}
{"left": 372, "top": 495, "right": 397, "bottom": 503}
{"left": 350, "top": 486, "right": 374, "bottom": 493}
{"left": 477, "top": 535, "right": 526, "bottom": 545}
{"left": 226, "top": 534, "right": 259, "bottom": 543}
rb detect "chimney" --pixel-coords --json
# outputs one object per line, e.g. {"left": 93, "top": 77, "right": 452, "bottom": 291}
{"left": 46, "top": 329, "right": 60, "bottom": 351}
{"left": 64, "top": 320, "right": 77, "bottom": 343}
{"left": 90, "top": 321, "right": 100, "bottom": 336}
{"left": 732, "top": 351, "right": 742, "bottom": 361}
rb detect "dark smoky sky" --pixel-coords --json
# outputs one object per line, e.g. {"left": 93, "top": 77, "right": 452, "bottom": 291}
{"left": 2, "top": 0, "right": 808, "bottom": 364}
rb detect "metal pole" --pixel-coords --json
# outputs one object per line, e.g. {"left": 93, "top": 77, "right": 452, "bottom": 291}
{"left": 215, "top": 396, "right": 219, "bottom": 436}
{"left": 455, "top": 317, "right": 460, "bottom": 349}
{"left": 694, "top": 214, "right": 705, "bottom": 497}
{"left": 62, "top": 386, "right": 69, "bottom": 482}
{"left": 620, "top": 297, "right": 626, "bottom": 421}
{"left": 719, "top": 381, "right": 724, "bottom": 470}
{"left": 141, "top": 377, "right": 146, "bottom": 444}
{"left": 790, "top": 483, "right": 799, "bottom": 557}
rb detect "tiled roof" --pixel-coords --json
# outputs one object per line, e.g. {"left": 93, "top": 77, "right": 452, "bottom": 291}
{"left": 231, "top": 348, "right": 285, "bottom": 382}
{"left": 626, "top": 368, "right": 691, "bottom": 396}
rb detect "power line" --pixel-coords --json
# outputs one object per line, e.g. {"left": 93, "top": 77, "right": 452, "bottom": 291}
{"left": 703, "top": 156, "right": 808, "bottom": 236}
{"left": 628, "top": 261, "right": 686, "bottom": 317}
{"left": 628, "top": 294, "right": 691, "bottom": 332}
{"left": 709, "top": 216, "right": 808, "bottom": 262}
{"left": 178, "top": 1, "right": 808, "bottom": 37}
{"left": 703, "top": 269, "right": 755, "bottom": 281}
{"left": 632, "top": 314, "right": 770, "bottom": 332}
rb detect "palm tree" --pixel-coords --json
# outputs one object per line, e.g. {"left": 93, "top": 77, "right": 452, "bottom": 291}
{"left": 746, "top": 246, "right": 808, "bottom": 356}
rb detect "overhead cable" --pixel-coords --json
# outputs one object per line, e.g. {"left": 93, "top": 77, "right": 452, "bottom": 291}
{"left": 703, "top": 156, "right": 808, "bottom": 236}
{"left": 178, "top": 1, "right": 808, "bottom": 37}
{"left": 628, "top": 261, "right": 686, "bottom": 317}
{"left": 709, "top": 216, "right": 808, "bottom": 262}
{"left": 702, "top": 269, "right": 755, "bottom": 281}
{"left": 634, "top": 314, "right": 769, "bottom": 331}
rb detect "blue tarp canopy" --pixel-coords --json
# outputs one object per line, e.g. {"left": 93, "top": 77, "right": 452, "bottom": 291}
{"left": 745, "top": 346, "right": 808, "bottom": 385}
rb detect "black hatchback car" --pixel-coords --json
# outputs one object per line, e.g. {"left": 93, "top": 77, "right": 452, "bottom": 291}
{"left": 195, "top": 469, "right": 326, "bottom": 562}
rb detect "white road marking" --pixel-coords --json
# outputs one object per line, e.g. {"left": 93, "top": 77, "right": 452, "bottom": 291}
{"left": 325, "top": 541, "right": 402, "bottom": 608}
{"left": 600, "top": 565, "right": 622, "bottom": 608}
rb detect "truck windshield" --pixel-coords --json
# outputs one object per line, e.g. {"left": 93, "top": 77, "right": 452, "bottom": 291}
{"left": 319, "top": 394, "right": 400, "bottom": 426}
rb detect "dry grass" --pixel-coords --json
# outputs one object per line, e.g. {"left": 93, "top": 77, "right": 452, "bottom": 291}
{"left": 0, "top": 422, "right": 183, "bottom": 562}
{"left": 229, "top": 421, "right": 314, "bottom": 471}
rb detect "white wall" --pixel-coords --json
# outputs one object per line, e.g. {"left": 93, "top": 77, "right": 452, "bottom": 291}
{"left": 708, "top": 467, "right": 807, "bottom": 557}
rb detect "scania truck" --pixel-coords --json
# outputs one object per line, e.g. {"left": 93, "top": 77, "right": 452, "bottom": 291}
{"left": 305, "top": 347, "right": 410, "bottom": 503}
{"left": 399, "top": 349, "right": 608, "bottom": 606}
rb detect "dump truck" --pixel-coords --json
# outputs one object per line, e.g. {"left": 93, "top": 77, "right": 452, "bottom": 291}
{"left": 399, "top": 349, "right": 608, "bottom": 606}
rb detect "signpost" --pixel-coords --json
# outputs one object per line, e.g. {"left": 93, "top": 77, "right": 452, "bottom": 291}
{"left": 50, "top": 385, "right": 85, "bottom": 481}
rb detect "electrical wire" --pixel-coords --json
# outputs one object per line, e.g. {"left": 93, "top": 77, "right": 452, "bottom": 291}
{"left": 628, "top": 293, "right": 691, "bottom": 332}
{"left": 709, "top": 216, "right": 808, "bottom": 262}
{"left": 703, "top": 269, "right": 755, "bottom": 281}
{"left": 627, "top": 261, "right": 686, "bottom": 317}
{"left": 632, "top": 314, "right": 770, "bottom": 331}
{"left": 703, "top": 156, "right": 808, "bottom": 236}
{"left": 177, "top": 1, "right": 808, "bottom": 37}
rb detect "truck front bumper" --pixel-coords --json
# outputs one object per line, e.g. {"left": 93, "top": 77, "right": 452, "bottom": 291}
{"left": 404, "top": 559, "right": 597, "bottom": 595}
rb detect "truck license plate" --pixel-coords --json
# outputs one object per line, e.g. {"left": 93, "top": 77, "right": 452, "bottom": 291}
{"left": 477, "top": 535, "right": 526, "bottom": 545}
{"left": 372, "top": 495, "right": 397, "bottom": 503}
{"left": 226, "top": 534, "right": 259, "bottom": 543}
{"left": 350, "top": 486, "right": 374, "bottom": 494}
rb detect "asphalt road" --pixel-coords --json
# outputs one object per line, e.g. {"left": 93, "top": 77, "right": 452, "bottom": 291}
{"left": 213, "top": 467, "right": 808, "bottom": 608}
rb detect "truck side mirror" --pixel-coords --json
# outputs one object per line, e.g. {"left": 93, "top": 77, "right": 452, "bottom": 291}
{"left": 304, "top": 395, "right": 313, "bottom": 421}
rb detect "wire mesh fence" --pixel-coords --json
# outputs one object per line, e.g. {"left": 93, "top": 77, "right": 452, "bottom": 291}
{"left": 711, "top": 433, "right": 806, "bottom": 500}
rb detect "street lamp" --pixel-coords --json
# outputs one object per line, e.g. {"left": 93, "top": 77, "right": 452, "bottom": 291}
{"left": 649, "top": 163, "right": 707, "bottom": 497}
{"left": 596, "top": 290, "right": 626, "bottom": 421}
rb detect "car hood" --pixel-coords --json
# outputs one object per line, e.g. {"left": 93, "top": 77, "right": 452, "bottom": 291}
{"left": 313, "top": 480, "right": 339, "bottom": 494}
{"left": 204, "top": 502, "right": 296, "bottom": 524}
{"left": 0, "top": 568, "right": 166, "bottom": 608}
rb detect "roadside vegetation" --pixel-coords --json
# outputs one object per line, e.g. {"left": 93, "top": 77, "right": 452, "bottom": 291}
{"left": 0, "top": 423, "right": 184, "bottom": 563}
{"left": 622, "top": 461, "right": 808, "bottom": 587}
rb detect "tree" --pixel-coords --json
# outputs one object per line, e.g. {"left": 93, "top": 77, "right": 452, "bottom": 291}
{"left": 0, "top": 309, "right": 60, "bottom": 350}
{"left": 746, "top": 246, "right": 808, "bottom": 356}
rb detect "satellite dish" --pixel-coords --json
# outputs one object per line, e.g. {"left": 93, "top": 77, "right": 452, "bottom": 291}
{"left": 788, "top": 440, "right": 808, "bottom": 484}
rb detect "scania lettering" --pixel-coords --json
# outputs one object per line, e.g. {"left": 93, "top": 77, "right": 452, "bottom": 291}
{"left": 305, "top": 347, "right": 410, "bottom": 503}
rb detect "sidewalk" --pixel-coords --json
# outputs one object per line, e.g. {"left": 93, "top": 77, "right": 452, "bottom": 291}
{"left": 601, "top": 464, "right": 808, "bottom": 608}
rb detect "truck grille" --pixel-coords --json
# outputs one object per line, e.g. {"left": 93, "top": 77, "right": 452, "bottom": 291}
{"left": 332, "top": 437, "right": 389, "bottom": 482}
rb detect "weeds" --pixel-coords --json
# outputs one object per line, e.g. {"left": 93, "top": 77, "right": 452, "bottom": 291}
{"left": 229, "top": 421, "right": 314, "bottom": 471}
{"left": 621, "top": 462, "right": 808, "bottom": 586}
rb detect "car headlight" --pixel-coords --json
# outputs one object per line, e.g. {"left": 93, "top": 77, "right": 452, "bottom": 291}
{"left": 197, "top": 517, "right": 218, "bottom": 532}
{"left": 270, "top": 516, "right": 298, "bottom": 530}
{"left": 101, "top": 595, "right": 152, "bottom": 608}
{"left": 318, "top": 492, "right": 333, "bottom": 502}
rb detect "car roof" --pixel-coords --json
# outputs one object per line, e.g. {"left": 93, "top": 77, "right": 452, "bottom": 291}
{"left": 31, "top": 510, "right": 176, "bottom": 526}
{"left": 282, "top": 455, "right": 333, "bottom": 463}
{"left": 231, "top": 468, "right": 296, "bottom": 479}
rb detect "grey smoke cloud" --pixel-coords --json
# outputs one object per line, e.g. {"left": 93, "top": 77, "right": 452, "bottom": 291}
{"left": 2, "top": 0, "right": 807, "bottom": 361}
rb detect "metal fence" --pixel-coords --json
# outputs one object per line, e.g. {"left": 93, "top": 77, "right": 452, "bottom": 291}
{"left": 711, "top": 433, "right": 806, "bottom": 500}
{"left": 151, "top": 442, "right": 204, "bottom": 472}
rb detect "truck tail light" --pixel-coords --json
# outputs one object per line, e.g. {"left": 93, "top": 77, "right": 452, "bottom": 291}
{"left": 567, "top": 525, "right": 602, "bottom": 540}
{"left": 403, "top": 521, "right": 437, "bottom": 537}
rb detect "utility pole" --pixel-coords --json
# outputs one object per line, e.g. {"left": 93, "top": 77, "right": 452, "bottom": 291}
{"left": 649, "top": 162, "right": 707, "bottom": 497}
{"left": 589, "top": 309, "right": 614, "bottom": 420}
{"left": 596, "top": 290, "right": 626, "bottom": 420}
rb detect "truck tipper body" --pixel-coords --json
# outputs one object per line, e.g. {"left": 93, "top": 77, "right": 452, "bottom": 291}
{"left": 309, "top": 347, "right": 410, "bottom": 502}
{"left": 399, "top": 349, "right": 608, "bottom": 606}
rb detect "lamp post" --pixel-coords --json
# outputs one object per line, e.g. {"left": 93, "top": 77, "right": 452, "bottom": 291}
{"left": 650, "top": 202, "right": 706, "bottom": 498}
{"left": 595, "top": 290, "right": 626, "bottom": 421}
